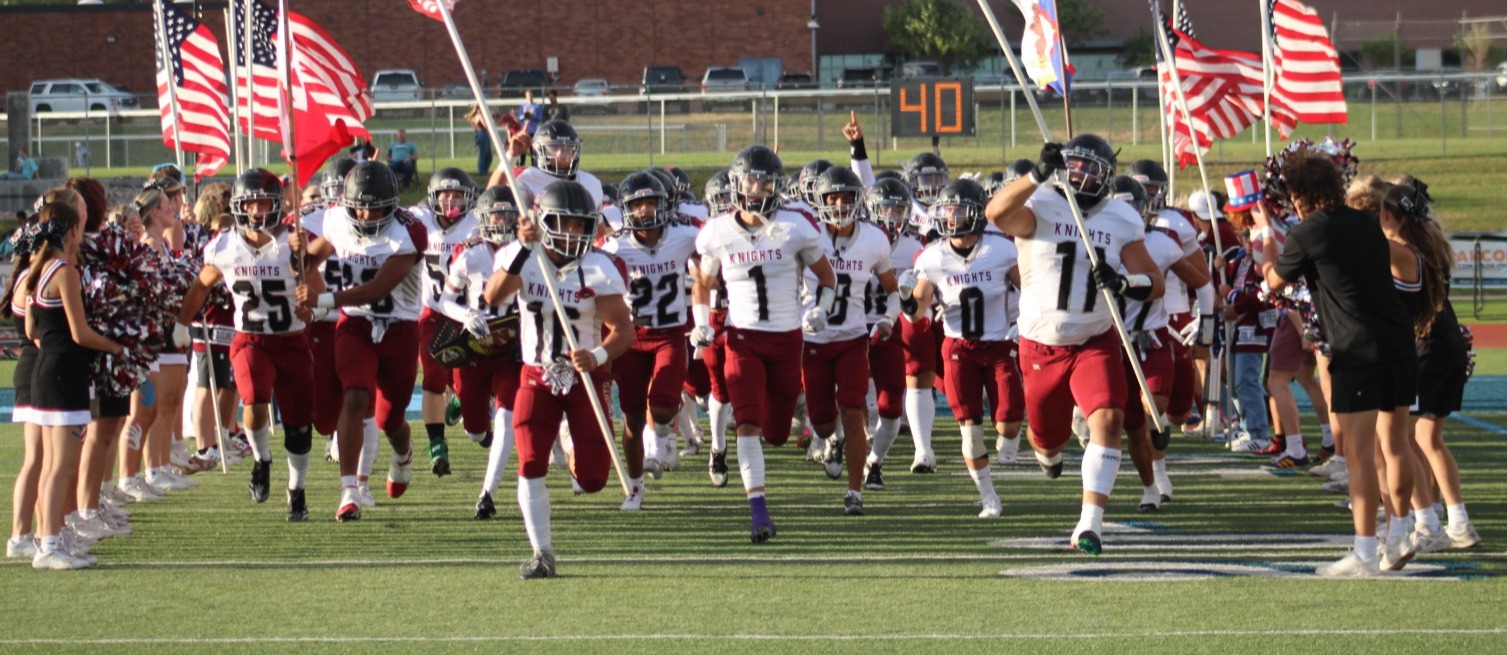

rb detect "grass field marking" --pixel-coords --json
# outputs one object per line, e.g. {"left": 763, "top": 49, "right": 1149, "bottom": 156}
{"left": 999, "top": 560, "right": 1474, "bottom": 581}
{"left": 3, "top": 628, "right": 1505, "bottom": 644}
{"left": 1451, "top": 414, "right": 1507, "bottom": 436}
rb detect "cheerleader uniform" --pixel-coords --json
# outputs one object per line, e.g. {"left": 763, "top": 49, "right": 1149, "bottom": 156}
{"left": 10, "top": 276, "right": 37, "bottom": 424}
{"left": 29, "top": 260, "right": 93, "bottom": 427}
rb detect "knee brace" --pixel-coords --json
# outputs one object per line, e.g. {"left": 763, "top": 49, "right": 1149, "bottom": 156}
{"left": 960, "top": 423, "right": 987, "bottom": 460}
{"left": 283, "top": 425, "right": 313, "bottom": 456}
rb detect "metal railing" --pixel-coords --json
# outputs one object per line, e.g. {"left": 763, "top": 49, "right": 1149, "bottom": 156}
{"left": 3, "top": 70, "right": 1503, "bottom": 172}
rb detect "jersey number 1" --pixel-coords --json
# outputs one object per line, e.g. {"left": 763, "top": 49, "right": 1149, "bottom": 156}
{"left": 1055, "top": 241, "right": 1106, "bottom": 313}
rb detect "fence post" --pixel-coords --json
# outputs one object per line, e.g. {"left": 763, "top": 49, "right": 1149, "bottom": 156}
{"left": 448, "top": 104, "right": 455, "bottom": 159}
{"left": 817, "top": 92, "right": 825, "bottom": 152}
{"left": 660, "top": 98, "right": 667, "bottom": 155}
{"left": 1009, "top": 88, "right": 1016, "bottom": 148}
{"left": 1440, "top": 79, "right": 1447, "bottom": 157}
{"left": 106, "top": 112, "right": 112, "bottom": 168}
{"left": 429, "top": 96, "right": 438, "bottom": 178}
{"left": 1106, "top": 79, "right": 1114, "bottom": 141}
{"left": 1461, "top": 82, "right": 1468, "bottom": 139}
{"left": 1370, "top": 81, "right": 1377, "bottom": 141}
{"left": 1131, "top": 85, "right": 1138, "bottom": 146}
{"left": 773, "top": 95, "right": 780, "bottom": 148}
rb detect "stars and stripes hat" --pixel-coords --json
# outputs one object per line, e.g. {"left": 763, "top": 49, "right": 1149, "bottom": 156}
{"left": 1223, "top": 170, "right": 1262, "bottom": 211}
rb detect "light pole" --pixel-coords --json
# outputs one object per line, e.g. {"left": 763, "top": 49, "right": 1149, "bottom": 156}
{"left": 808, "top": 2, "right": 820, "bottom": 82}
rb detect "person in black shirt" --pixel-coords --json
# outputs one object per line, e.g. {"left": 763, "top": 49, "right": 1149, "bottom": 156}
{"left": 1255, "top": 150, "right": 1418, "bottom": 578}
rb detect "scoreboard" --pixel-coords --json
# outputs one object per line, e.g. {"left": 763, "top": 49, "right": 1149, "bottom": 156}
{"left": 889, "top": 77, "right": 975, "bottom": 138}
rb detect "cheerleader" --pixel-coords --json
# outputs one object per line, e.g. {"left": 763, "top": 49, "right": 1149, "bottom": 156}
{"left": 4, "top": 219, "right": 42, "bottom": 560}
{"left": 26, "top": 201, "right": 126, "bottom": 569}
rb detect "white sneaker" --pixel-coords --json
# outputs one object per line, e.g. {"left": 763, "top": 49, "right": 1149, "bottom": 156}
{"left": 32, "top": 548, "right": 90, "bottom": 570}
{"left": 1380, "top": 540, "right": 1416, "bottom": 571}
{"left": 99, "top": 496, "right": 130, "bottom": 519}
{"left": 1329, "top": 466, "right": 1349, "bottom": 482}
{"left": 619, "top": 483, "right": 645, "bottom": 511}
{"left": 58, "top": 531, "right": 98, "bottom": 566}
{"left": 6, "top": 536, "right": 37, "bottom": 559}
{"left": 100, "top": 513, "right": 133, "bottom": 535}
{"left": 170, "top": 440, "right": 192, "bottom": 469}
{"left": 386, "top": 451, "right": 414, "bottom": 499}
{"left": 118, "top": 476, "right": 162, "bottom": 502}
{"left": 978, "top": 495, "right": 1002, "bottom": 518}
{"left": 1315, "top": 551, "right": 1380, "bottom": 578}
{"left": 221, "top": 445, "right": 244, "bottom": 467}
{"left": 356, "top": 482, "right": 377, "bottom": 508}
{"left": 105, "top": 484, "right": 134, "bottom": 505}
{"left": 168, "top": 467, "right": 200, "bottom": 488}
{"left": 1321, "top": 480, "right": 1348, "bottom": 494}
{"left": 660, "top": 436, "right": 681, "bottom": 471}
{"left": 1229, "top": 435, "right": 1271, "bottom": 453}
{"left": 806, "top": 437, "right": 824, "bottom": 464}
{"left": 643, "top": 457, "right": 663, "bottom": 481}
{"left": 146, "top": 469, "right": 196, "bottom": 492}
{"left": 1308, "top": 456, "right": 1344, "bottom": 477}
{"left": 995, "top": 436, "right": 1019, "bottom": 465}
{"left": 1447, "top": 523, "right": 1482, "bottom": 549}
{"left": 336, "top": 486, "right": 362, "bottom": 522}
{"left": 910, "top": 451, "right": 937, "bottom": 474}
{"left": 1410, "top": 527, "right": 1451, "bottom": 554}
{"left": 1334, "top": 497, "right": 1351, "bottom": 510}
{"left": 67, "top": 514, "right": 113, "bottom": 542}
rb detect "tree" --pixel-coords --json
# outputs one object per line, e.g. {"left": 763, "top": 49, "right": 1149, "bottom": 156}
{"left": 1055, "top": 0, "right": 1107, "bottom": 48}
{"left": 882, "top": 0, "right": 993, "bottom": 73}
{"left": 1118, "top": 27, "right": 1155, "bottom": 68}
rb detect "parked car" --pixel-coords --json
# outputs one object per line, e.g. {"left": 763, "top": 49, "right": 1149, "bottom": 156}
{"left": 640, "top": 65, "right": 689, "bottom": 112}
{"left": 776, "top": 72, "right": 816, "bottom": 90}
{"left": 836, "top": 67, "right": 886, "bottom": 89}
{"left": 439, "top": 83, "right": 473, "bottom": 99}
{"left": 501, "top": 69, "right": 550, "bottom": 98}
{"left": 900, "top": 61, "right": 943, "bottom": 78}
{"left": 1103, "top": 67, "right": 1157, "bottom": 101}
{"left": 573, "top": 78, "right": 610, "bottom": 97}
{"left": 28, "top": 79, "right": 139, "bottom": 115}
{"left": 1429, "top": 67, "right": 1464, "bottom": 98}
{"left": 370, "top": 69, "right": 422, "bottom": 102}
{"left": 701, "top": 67, "right": 751, "bottom": 93}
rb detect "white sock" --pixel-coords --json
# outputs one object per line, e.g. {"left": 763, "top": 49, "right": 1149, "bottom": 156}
{"left": 1386, "top": 511, "right": 1412, "bottom": 546}
{"left": 1320, "top": 424, "right": 1334, "bottom": 449}
{"left": 39, "top": 535, "right": 61, "bottom": 554}
{"left": 1447, "top": 503, "right": 1470, "bottom": 530}
{"left": 1074, "top": 504, "right": 1105, "bottom": 537}
{"left": 966, "top": 465, "right": 998, "bottom": 501}
{"left": 1286, "top": 432, "right": 1308, "bottom": 459}
{"left": 653, "top": 422, "right": 675, "bottom": 451}
{"left": 1415, "top": 505, "right": 1442, "bottom": 534}
{"left": 865, "top": 381, "right": 880, "bottom": 435}
{"left": 868, "top": 416, "right": 902, "bottom": 465}
{"left": 287, "top": 452, "right": 310, "bottom": 490}
{"left": 1152, "top": 458, "right": 1172, "bottom": 496}
{"left": 675, "top": 404, "right": 697, "bottom": 444}
{"left": 904, "top": 388, "right": 934, "bottom": 456}
{"left": 1355, "top": 535, "right": 1378, "bottom": 560}
{"left": 736, "top": 435, "right": 766, "bottom": 498}
{"left": 340, "top": 474, "right": 357, "bottom": 488}
{"left": 708, "top": 397, "right": 730, "bottom": 453}
{"left": 1035, "top": 450, "right": 1063, "bottom": 468}
{"left": 482, "top": 408, "right": 515, "bottom": 496}
{"left": 1081, "top": 443, "right": 1121, "bottom": 497}
{"left": 360, "top": 418, "right": 379, "bottom": 477}
{"left": 517, "top": 476, "right": 551, "bottom": 553}
{"left": 249, "top": 424, "right": 272, "bottom": 462}
{"left": 641, "top": 423, "right": 661, "bottom": 461}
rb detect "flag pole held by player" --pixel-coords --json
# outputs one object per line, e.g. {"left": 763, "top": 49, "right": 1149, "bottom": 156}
{"left": 975, "top": 0, "right": 1166, "bottom": 435}
{"left": 425, "top": 0, "right": 632, "bottom": 497}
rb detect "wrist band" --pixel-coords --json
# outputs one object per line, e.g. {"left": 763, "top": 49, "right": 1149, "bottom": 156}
{"left": 692, "top": 304, "right": 711, "bottom": 329}
{"left": 316, "top": 292, "right": 336, "bottom": 309}
{"left": 590, "top": 346, "right": 609, "bottom": 367}
{"left": 849, "top": 139, "right": 868, "bottom": 161}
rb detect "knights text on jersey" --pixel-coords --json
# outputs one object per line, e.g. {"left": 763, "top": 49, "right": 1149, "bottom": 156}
{"left": 865, "top": 232, "right": 922, "bottom": 324}
{"left": 603, "top": 223, "right": 699, "bottom": 329}
{"left": 496, "top": 244, "right": 626, "bottom": 367}
{"left": 204, "top": 230, "right": 306, "bottom": 335}
{"left": 320, "top": 208, "right": 425, "bottom": 322}
{"left": 914, "top": 233, "right": 1019, "bottom": 341}
{"left": 1119, "top": 229, "right": 1184, "bottom": 333}
{"left": 805, "top": 221, "right": 892, "bottom": 344}
{"left": 696, "top": 210, "right": 825, "bottom": 332}
{"left": 1017, "top": 186, "right": 1146, "bottom": 346}
{"left": 411, "top": 206, "right": 479, "bottom": 311}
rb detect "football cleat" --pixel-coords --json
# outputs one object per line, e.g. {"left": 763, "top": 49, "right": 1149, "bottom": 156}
{"left": 661, "top": 436, "right": 681, "bottom": 471}
{"left": 1137, "top": 489, "right": 1161, "bottom": 513}
{"left": 910, "top": 453, "right": 936, "bottom": 474}
{"left": 643, "top": 456, "right": 663, "bottom": 481}
{"left": 286, "top": 488, "right": 309, "bottom": 523}
{"left": 995, "top": 436, "right": 1019, "bottom": 465}
{"left": 619, "top": 483, "right": 645, "bottom": 511}
{"left": 843, "top": 491, "right": 866, "bottom": 516}
{"left": 429, "top": 438, "right": 451, "bottom": 477}
{"left": 863, "top": 462, "right": 886, "bottom": 491}
{"left": 978, "top": 495, "right": 1002, "bottom": 518}
{"left": 387, "top": 450, "right": 414, "bottom": 499}
{"left": 1037, "top": 453, "right": 1064, "bottom": 480}
{"left": 1312, "top": 446, "right": 1335, "bottom": 465}
{"left": 474, "top": 491, "right": 496, "bottom": 520}
{"left": 708, "top": 450, "right": 729, "bottom": 488}
{"left": 356, "top": 482, "right": 377, "bottom": 508}
{"left": 1073, "top": 530, "right": 1103, "bottom": 557}
{"left": 444, "top": 396, "right": 463, "bottom": 427}
{"left": 336, "top": 486, "right": 362, "bottom": 522}
{"left": 1150, "top": 426, "right": 1171, "bottom": 451}
{"left": 750, "top": 519, "right": 778, "bottom": 543}
{"left": 1271, "top": 454, "right": 1310, "bottom": 469}
{"left": 821, "top": 436, "right": 843, "bottom": 480}
{"left": 519, "top": 550, "right": 557, "bottom": 579}
{"left": 1447, "top": 523, "right": 1482, "bottom": 549}
{"left": 805, "top": 434, "right": 824, "bottom": 464}
{"left": 1315, "top": 551, "right": 1380, "bottom": 578}
{"left": 248, "top": 460, "right": 272, "bottom": 503}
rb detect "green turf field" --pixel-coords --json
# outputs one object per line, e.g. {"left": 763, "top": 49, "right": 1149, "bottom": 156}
{"left": 0, "top": 407, "right": 1503, "bottom": 653}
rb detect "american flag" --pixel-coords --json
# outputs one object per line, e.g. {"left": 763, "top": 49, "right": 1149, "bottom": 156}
{"left": 153, "top": 1, "right": 229, "bottom": 180}
{"left": 231, "top": 0, "right": 282, "bottom": 142}
{"left": 1268, "top": 0, "right": 1347, "bottom": 127}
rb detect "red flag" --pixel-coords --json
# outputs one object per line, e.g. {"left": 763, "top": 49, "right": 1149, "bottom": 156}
{"left": 235, "top": 1, "right": 370, "bottom": 145}
{"left": 273, "top": 23, "right": 368, "bottom": 187}
{"left": 408, "top": 0, "right": 456, "bottom": 22}
{"left": 1269, "top": 0, "right": 1347, "bottom": 127}
{"left": 154, "top": 1, "right": 230, "bottom": 180}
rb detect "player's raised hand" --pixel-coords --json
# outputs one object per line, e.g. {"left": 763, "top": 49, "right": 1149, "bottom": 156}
{"left": 843, "top": 110, "right": 863, "bottom": 142}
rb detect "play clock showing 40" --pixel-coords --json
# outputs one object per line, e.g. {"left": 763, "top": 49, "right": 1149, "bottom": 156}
{"left": 890, "top": 77, "right": 976, "bottom": 138}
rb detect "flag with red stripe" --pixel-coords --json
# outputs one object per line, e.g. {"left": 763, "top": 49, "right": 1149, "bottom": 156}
{"left": 1269, "top": 0, "right": 1348, "bottom": 127}
{"left": 408, "top": 0, "right": 457, "bottom": 22}
{"left": 153, "top": 1, "right": 230, "bottom": 180}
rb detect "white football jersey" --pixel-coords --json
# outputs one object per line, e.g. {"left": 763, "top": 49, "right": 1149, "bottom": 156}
{"left": 496, "top": 244, "right": 626, "bottom": 367}
{"left": 1151, "top": 207, "right": 1199, "bottom": 315}
{"left": 1119, "top": 229, "right": 1183, "bottom": 333}
{"left": 866, "top": 232, "right": 923, "bottom": 325}
{"left": 301, "top": 207, "right": 341, "bottom": 323}
{"left": 516, "top": 167, "right": 605, "bottom": 207}
{"left": 447, "top": 239, "right": 508, "bottom": 319}
{"left": 696, "top": 210, "right": 825, "bottom": 333}
{"left": 803, "top": 221, "right": 893, "bottom": 344}
{"left": 914, "top": 233, "right": 1019, "bottom": 341}
{"left": 204, "top": 230, "right": 305, "bottom": 335}
{"left": 410, "top": 206, "right": 479, "bottom": 312}
{"left": 602, "top": 223, "right": 699, "bottom": 330}
{"left": 1017, "top": 186, "right": 1146, "bottom": 346}
{"left": 677, "top": 202, "right": 709, "bottom": 220}
{"left": 320, "top": 208, "right": 425, "bottom": 322}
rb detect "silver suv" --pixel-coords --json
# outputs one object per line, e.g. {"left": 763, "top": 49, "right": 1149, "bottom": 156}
{"left": 371, "top": 69, "right": 423, "bottom": 102}
{"left": 29, "top": 79, "right": 139, "bottom": 116}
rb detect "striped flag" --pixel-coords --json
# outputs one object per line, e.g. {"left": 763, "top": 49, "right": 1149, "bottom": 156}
{"left": 408, "top": 0, "right": 457, "bottom": 22}
{"left": 1269, "top": 0, "right": 1348, "bottom": 127}
{"left": 153, "top": 1, "right": 230, "bottom": 180}
{"left": 232, "top": 1, "right": 371, "bottom": 143}
{"left": 1011, "top": 0, "right": 1072, "bottom": 96}
{"left": 231, "top": 0, "right": 281, "bottom": 142}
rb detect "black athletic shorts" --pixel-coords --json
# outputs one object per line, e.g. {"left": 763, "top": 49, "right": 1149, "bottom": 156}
{"left": 195, "top": 349, "right": 233, "bottom": 390}
{"left": 1329, "top": 357, "right": 1417, "bottom": 414}
{"left": 95, "top": 392, "right": 132, "bottom": 419}
{"left": 1412, "top": 366, "right": 1466, "bottom": 418}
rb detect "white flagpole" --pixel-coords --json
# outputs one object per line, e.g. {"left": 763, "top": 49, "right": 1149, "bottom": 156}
{"left": 154, "top": 0, "right": 186, "bottom": 172}
{"left": 975, "top": 0, "right": 1166, "bottom": 436}
{"left": 276, "top": 0, "right": 297, "bottom": 180}
{"left": 223, "top": 7, "right": 244, "bottom": 175}
{"left": 431, "top": 0, "right": 631, "bottom": 497}
{"left": 1260, "top": 0, "right": 1275, "bottom": 158}
{"left": 242, "top": 0, "right": 257, "bottom": 167}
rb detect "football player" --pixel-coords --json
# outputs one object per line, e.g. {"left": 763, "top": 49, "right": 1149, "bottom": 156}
{"left": 602, "top": 171, "right": 700, "bottom": 509}
{"left": 295, "top": 162, "right": 427, "bottom": 522}
{"left": 986, "top": 135, "right": 1165, "bottom": 555}
{"left": 860, "top": 177, "right": 923, "bottom": 490}
{"left": 488, "top": 119, "right": 619, "bottom": 230}
{"left": 802, "top": 167, "right": 898, "bottom": 515}
{"left": 904, "top": 179, "right": 1020, "bottom": 518}
{"left": 692, "top": 145, "right": 837, "bottom": 542}
{"left": 177, "top": 170, "right": 320, "bottom": 521}
{"left": 483, "top": 180, "right": 634, "bottom": 579}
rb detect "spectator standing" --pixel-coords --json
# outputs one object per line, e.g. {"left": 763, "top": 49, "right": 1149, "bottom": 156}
{"left": 386, "top": 130, "right": 420, "bottom": 191}
{"left": 514, "top": 90, "right": 542, "bottom": 168}
{"left": 543, "top": 89, "right": 571, "bottom": 124}
{"left": 469, "top": 105, "right": 494, "bottom": 175}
